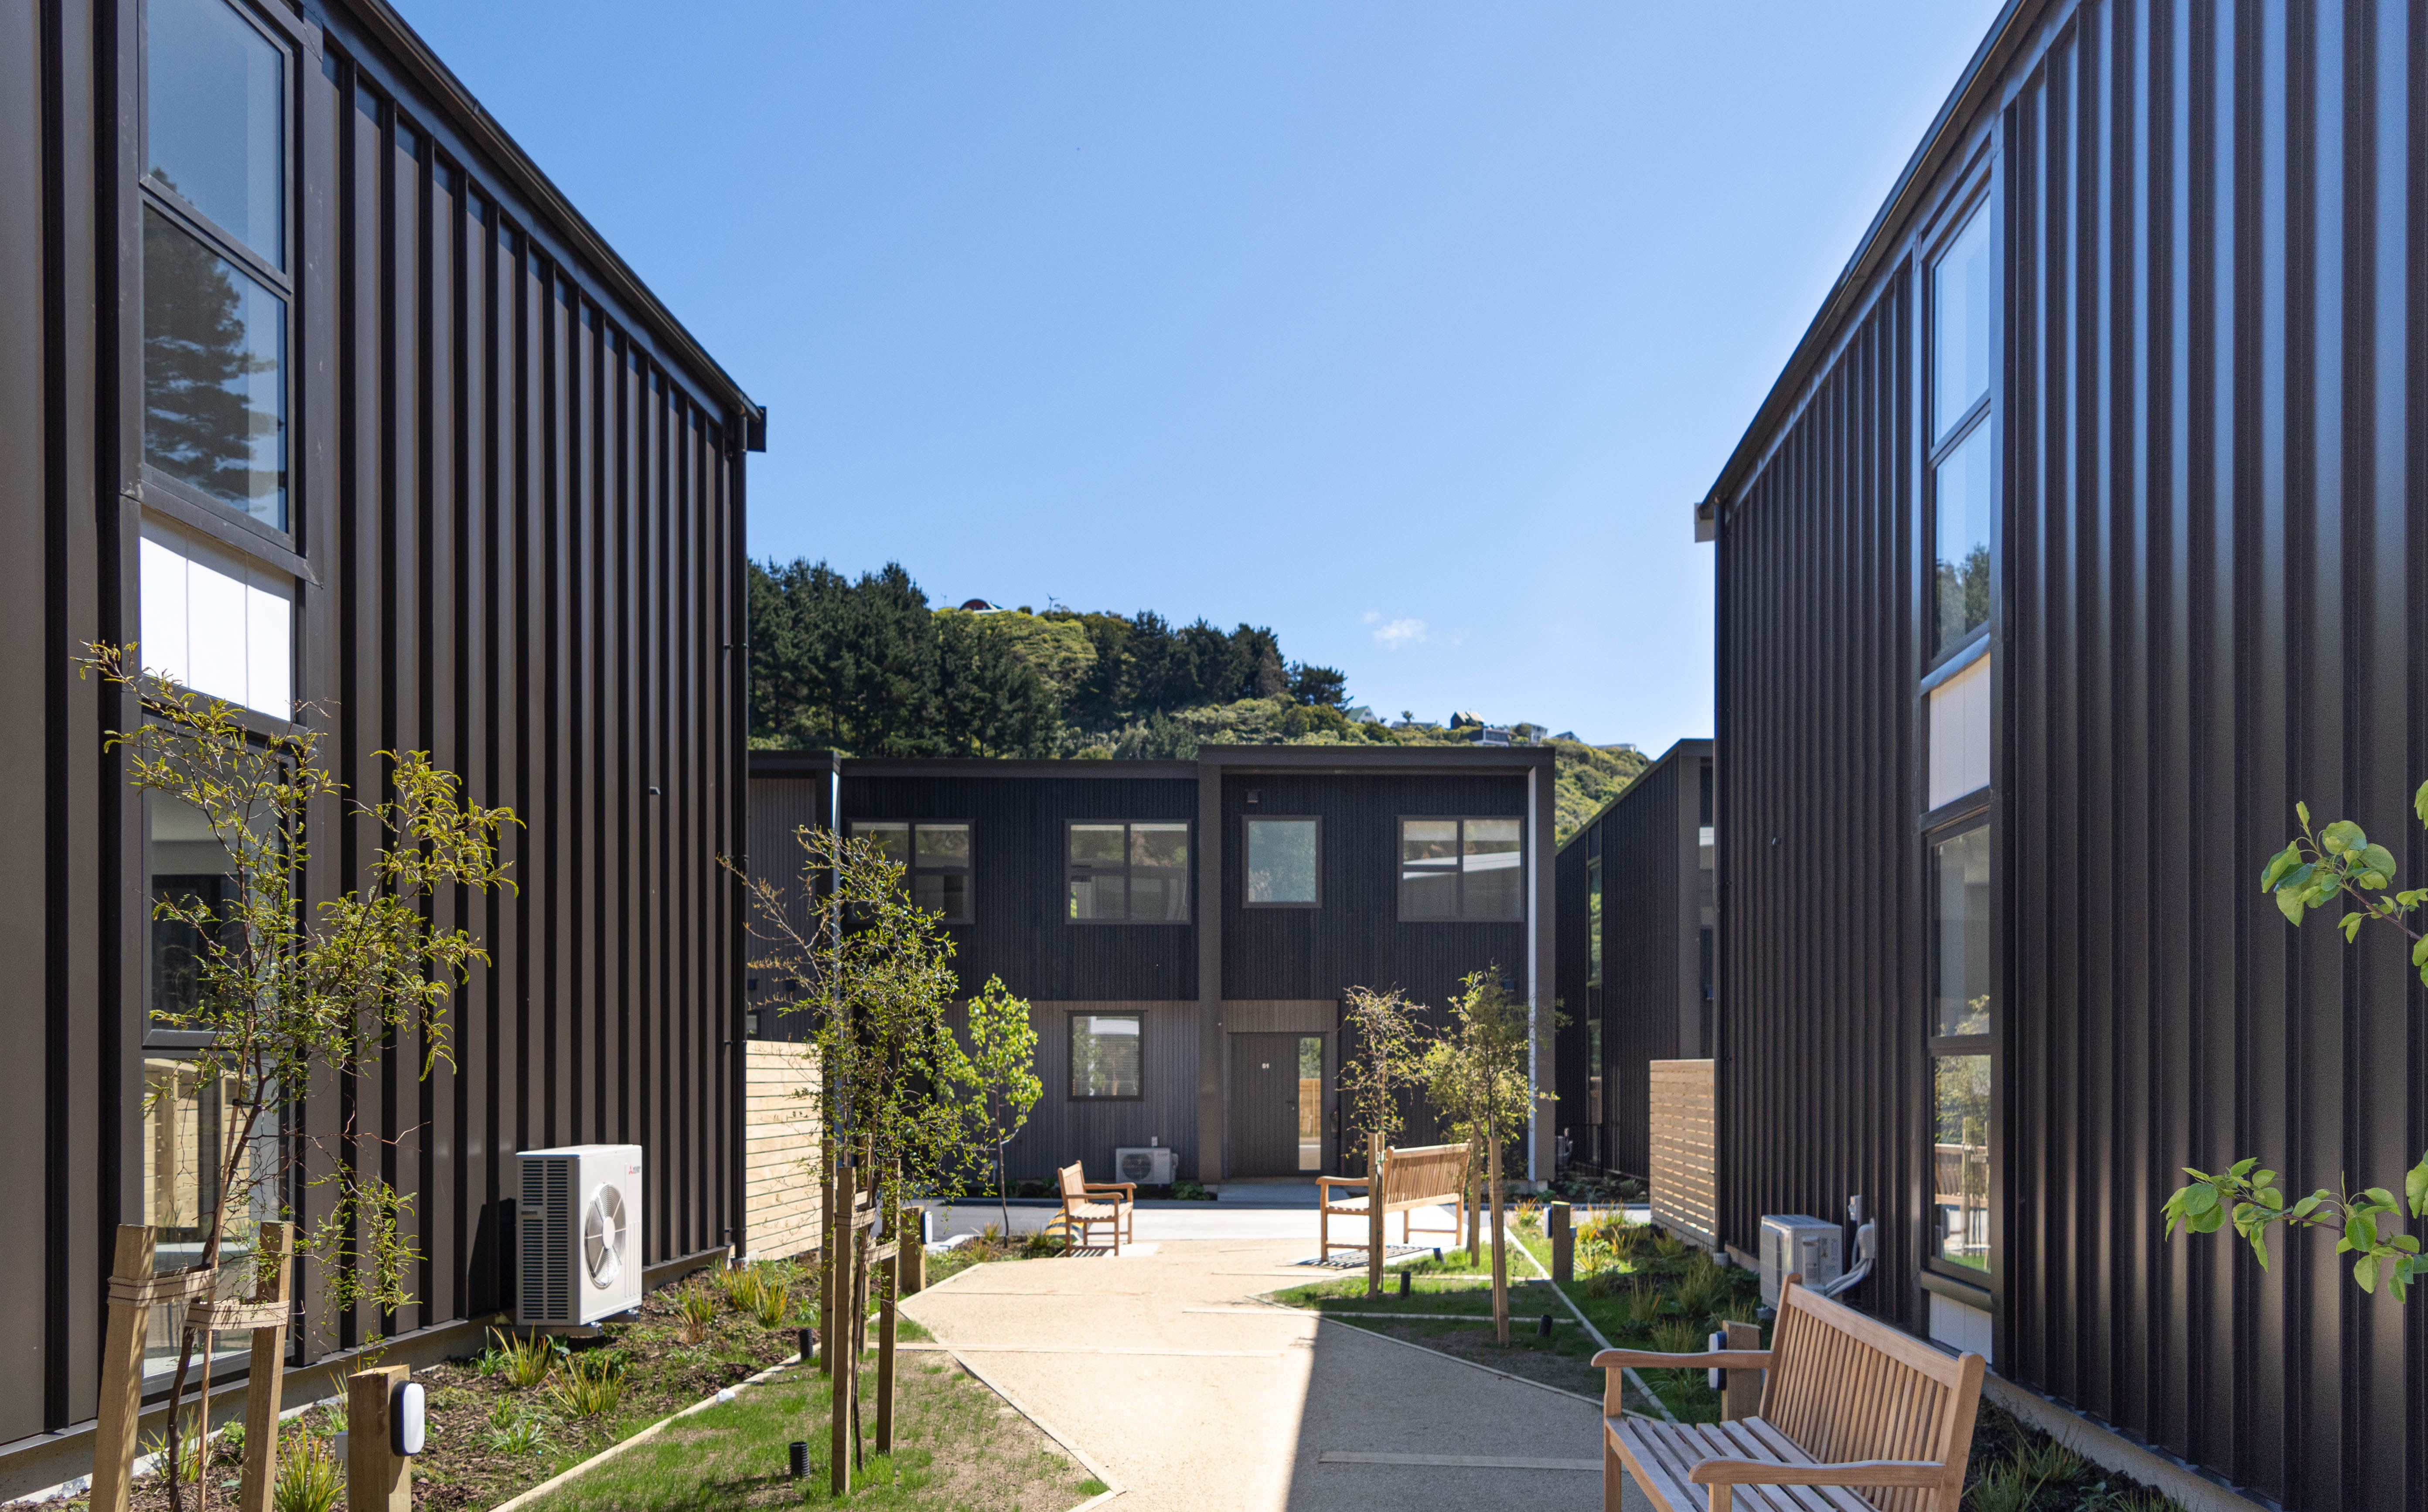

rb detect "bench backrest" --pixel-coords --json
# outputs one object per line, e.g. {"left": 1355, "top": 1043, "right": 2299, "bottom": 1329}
{"left": 1378, "top": 1143, "right": 1467, "bottom": 1207}
{"left": 1761, "top": 1280, "right": 1985, "bottom": 1512}
{"left": 1056, "top": 1162, "right": 1086, "bottom": 1201}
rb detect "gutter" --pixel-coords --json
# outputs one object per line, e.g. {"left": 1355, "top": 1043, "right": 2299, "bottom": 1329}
{"left": 1698, "top": 0, "right": 2043, "bottom": 523}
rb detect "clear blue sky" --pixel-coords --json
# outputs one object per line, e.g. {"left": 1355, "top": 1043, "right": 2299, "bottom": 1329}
{"left": 396, "top": 0, "right": 2005, "bottom": 749}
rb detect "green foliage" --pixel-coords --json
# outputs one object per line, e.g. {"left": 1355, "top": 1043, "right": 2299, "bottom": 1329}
{"left": 544, "top": 1353, "right": 626, "bottom": 1418}
{"left": 748, "top": 1275, "right": 794, "bottom": 1329}
{"left": 1673, "top": 1253, "right": 1729, "bottom": 1319}
{"left": 491, "top": 1327, "right": 562, "bottom": 1389}
{"left": 1337, "top": 986, "right": 1431, "bottom": 1155}
{"left": 142, "top": 1410, "right": 210, "bottom": 1486}
{"left": 1649, "top": 1318, "right": 1704, "bottom": 1369}
{"left": 951, "top": 975, "right": 1043, "bottom": 1233}
{"left": 480, "top": 1403, "right": 550, "bottom": 1456}
{"left": 2169, "top": 787, "right": 2428, "bottom": 1299}
{"left": 1624, "top": 1284, "right": 1666, "bottom": 1328}
{"left": 675, "top": 1281, "right": 716, "bottom": 1344}
{"left": 269, "top": 1431, "right": 342, "bottom": 1512}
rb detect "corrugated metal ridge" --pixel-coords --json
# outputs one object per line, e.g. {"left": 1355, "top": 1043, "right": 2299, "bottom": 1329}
{"left": 1698, "top": 0, "right": 2044, "bottom": 521}
{"left": 1555, "top": 736, "right": 1712, "bottom": 858}
{"left": 322, "top": 0, "right": 765, "bottom": 433}
{"left": 842, "top": 758, "right": 1199, "bottom": 779}
{"left": 1198, "top": 744, "right": 1552, "bottom": 770}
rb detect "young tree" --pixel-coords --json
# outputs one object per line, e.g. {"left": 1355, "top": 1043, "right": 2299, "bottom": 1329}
{"left": 1420, "top": 970, "right": 1538, "bottom": 1345}
{"left": 81, "top": 644, "right": 515, "bottom": 1512}
{"left": 955, "top": 976, "right": 1043, "bottom": 1233}
{"left": 1338, "top": 986, "right": 1432, "bottom": 1297}
{"left": 736, "top": 826, "right": 973, "bottom": 1488}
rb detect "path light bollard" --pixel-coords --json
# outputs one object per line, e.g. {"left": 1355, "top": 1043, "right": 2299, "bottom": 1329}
{"left": 345, "top": 1365, "right": 413, "bottom": 1512}
{"left": 789, "top": 1441, "right": 810, "bottom": 1478}
{"left": 1722, "top": 1319, "right": 1764, "bottom": 1421}
{"left": 1398, "top": 1269, "right": 1410, "bottom": 1299}
{"left": 1548, "top": 1202, "right": 1573, "bottom": 1284}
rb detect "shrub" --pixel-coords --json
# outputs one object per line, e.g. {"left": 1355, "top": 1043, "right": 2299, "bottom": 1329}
{"left": 675, "top": 1280, "right": 717, "bottom": 1343}
{"left": 141, "top": 1413, "right": 208, "bottom": 1487}
{"left": 271, "top": 1434, "right": 343, "bottom": 1512}
{"left": 482, "top": 1401, "right": 550, "bottom": 1455}
{"left": 490, "top": 1327, "right": 559, "bottom": 1389}
{"left": 1513, "top": 1200, "right": 1543, "bottom": 1235}
{"left": 1674, "top": 1253, "right": 1728, "bottom": 1318}
{"left": 1649, "top": 1317, "right": 1704, "bottom": 1373}
{"left": 750, "top": 1277, "right": 793, "bottom": 1329}
{"left": 545, "top": 1352, "right": 625, "bottom": 1418}
{"left": 1624, "top": 1285, "right": 1665, "bottom": 1328}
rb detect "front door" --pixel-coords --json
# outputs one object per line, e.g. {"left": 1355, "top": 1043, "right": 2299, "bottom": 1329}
{"left": 1230, "top": 1033, "right": 1324, "bottom": 1177}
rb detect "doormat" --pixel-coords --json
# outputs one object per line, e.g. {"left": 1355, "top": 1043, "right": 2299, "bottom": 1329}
{"left": 1294, "top": 1246, "right": 1428, "bottom": 1268}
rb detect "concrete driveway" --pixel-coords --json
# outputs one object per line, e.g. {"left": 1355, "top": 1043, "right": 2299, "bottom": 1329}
{"left": 900, "top": 1234, "right": 1652, "bottom": 1512}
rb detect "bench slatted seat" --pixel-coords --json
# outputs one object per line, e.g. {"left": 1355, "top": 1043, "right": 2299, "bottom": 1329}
{"left": 1056, "top": 1162, "right": 1134, "bottom": 1254}
{"left": 1594, "top": 1275, "right": 1984, "bottom": 1512}
{"left": 1317, "top": 1142, "right": 1468, "bottom": 1259}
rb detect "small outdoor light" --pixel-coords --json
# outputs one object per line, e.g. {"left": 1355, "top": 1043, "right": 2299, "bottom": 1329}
{"left": 797, "top": 1326, "right": 815, "bottom": 1362}
{"left": 789, "top": 1441, "right": 811, "bottom": 1479}
{"left": 1431, "top": 1247, "right": 1442, "bottom": 1262}
{"left": 391, "top": 1380, "right": 426, "bottom": 1457}
{"left": 1397, "top": 1270, "right": 1410, "bottom": 1298}
{"left": 1537, "top": 1314, "right": 1554, "bottom": 1339}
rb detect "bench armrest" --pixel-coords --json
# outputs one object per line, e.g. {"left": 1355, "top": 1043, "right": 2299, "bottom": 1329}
{"left": 1082, "top": 1183, "right": 1134, "bottom": 1197}
{"left": 1687, "top": 1459, "right": 1945, "bottom": 1489}
{"left": 1591, "top": 1349, "right": 1772, "bottom": 1371}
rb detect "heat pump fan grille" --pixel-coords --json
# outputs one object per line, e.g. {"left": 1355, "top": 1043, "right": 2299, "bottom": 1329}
{"left": 584, "top": 1185, "right": 628, "bottom": 1288}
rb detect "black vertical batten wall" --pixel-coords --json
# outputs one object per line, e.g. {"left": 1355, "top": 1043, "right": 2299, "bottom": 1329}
{"left": 0, "top": 0, "right": 759, "bottom": 1461}
{"left": 1708, "top": 1, "right": 2426, "bottom": 1507}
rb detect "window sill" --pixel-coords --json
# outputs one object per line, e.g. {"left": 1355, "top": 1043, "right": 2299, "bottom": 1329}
{"left": 137, "top": 473, "right": 316, "bottom": 585}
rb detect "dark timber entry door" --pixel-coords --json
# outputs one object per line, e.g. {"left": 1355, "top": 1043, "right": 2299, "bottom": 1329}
{"left": 1230, "top": 1033, "right": 1323, "bottom": 1177}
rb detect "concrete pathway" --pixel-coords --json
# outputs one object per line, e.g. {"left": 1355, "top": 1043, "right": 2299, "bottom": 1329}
{"left": 900, "top": 1234, "right": 1653, "bottom": 1512}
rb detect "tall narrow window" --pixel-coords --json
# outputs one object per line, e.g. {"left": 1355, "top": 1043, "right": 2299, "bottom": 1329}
{"left": 1927, "top": 204, "right": 1994, "bottom": 660}
{"left": 1399, "top": 817, "right": 1524, "bottom": 921}
{"left": 142, "top": 0, "right": 292, "bottom": 530}
{"left": 1067, "top": 822, "right": 1189, "bottom": 922}
{"left": 1244, "top": 817, "right": 1320, "bottom": 906}
{"left": 1585, "top": 824, "right": 1603, "bottom": 986}
{"left": 1929, "top": 823, "right": 1993, "bottom": 1275}
{"left": 850, "top": 820, "right": 972, "bottom": 923}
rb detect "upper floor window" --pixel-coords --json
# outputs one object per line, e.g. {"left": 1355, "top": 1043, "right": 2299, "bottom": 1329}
{"left": 142, "top": 0, "right": 291, "bottom": 530}
{"left": 1244, "top": 817, "right": 1319, "bottom": 906}
{"left": 1928, "top": 204, "right": 1994, "bottom": 659}
{"left": 1585, "top": 824, "right": 1603, "bottom": 985}
{"left": 849, "top": 821, "right": 972, "bottom": 924}
{"left": 1067, "top": 822, "right": 1189, "bottom": 922}
{"left": 1399, "top": 817, "right": 1522, "bottom": 921}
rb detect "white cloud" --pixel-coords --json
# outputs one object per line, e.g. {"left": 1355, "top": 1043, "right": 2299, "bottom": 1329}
{"left": 1361, "top": 610, "right": 1381, "bottom": 624}
{"left": 1372, "top": 617, "right": 1428, "bottom": 649}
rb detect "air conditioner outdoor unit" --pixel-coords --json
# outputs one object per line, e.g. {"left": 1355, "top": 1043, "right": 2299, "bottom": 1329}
{"left": 1759, "top": 1214, "right": 1843, "bottom": 1306}
{"left": 1113, "top": 1146, "right": 1175, "bottom": 1186}
{"left": 518, "top": 1144, "right": 643, "bottom": 1325}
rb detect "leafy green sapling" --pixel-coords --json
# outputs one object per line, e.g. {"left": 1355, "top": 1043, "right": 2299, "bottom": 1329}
{"left": 2165, "top": 782, "right": 2428, "bottom": 1298}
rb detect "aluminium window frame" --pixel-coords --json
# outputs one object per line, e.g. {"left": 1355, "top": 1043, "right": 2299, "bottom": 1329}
{"left": 847, "top": 817, "right": 975, "bottom": 925}
{"left": 1920, "top": 802, "right": 1997, "bottom": 1287}
{"left": 1241, "top": 814, "right": 1323, "bottom": 909}
{"left": 1394, "top": 814, "right": 1527, "bottom": 923}
{"left": 1919, "top": 178, "right": 2000, "bottom": 676}
{"left": 1066, "top": 1010, "right": 1147, "bottom": 1102}
{"left": 1063, "top": 819, "right": 1193, "bottom": 926}
{"left": 133, "top": 0, "right": 311, "bottom": 562}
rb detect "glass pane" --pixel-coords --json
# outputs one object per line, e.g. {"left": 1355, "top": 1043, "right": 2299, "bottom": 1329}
{"left": 1401, "top": 819, "right": 1459, "bottom": 865}
{"left": 1069, "top": 824, "right": 1125, "bottom": 866}
{"left": 1934, "top": 826, "right": 1993, "bottom": 1035}
{"left": 1131, "top": 823, "right": 1189, "bottom": 868}
{"left": 1068, "top": 874, "right": 1124, "bottom": 920}
{"left": 913, "top": 871, "right": 968, "bottom": 922}
{"left": 147, "top": 0, "right": 285, "bottom": 267}
{"left": 1400, "top": 868, "right": 1458, "bottom": 919}
{"left": 1129, "top": 872, "right": 1187, "bottom": 921}
{"left": 141, "top": 1059, "right": 273, "bottom": 1389}
{"left": 1070, "top": 1015, "right": 1142, "bottom": 1098}
{"left": 150, "top": 792, "right": 236, "bottom": 1032}
{"left": 1587, "top": 866, "right": 1603, "bottom": 984}
{"left": 1933, "top": 207, "right": 1991, "bottom": 438}
{"left": 1932, "top": 425, "right": 1993, "bottom": 653}
{"left": 1246, "top": 818, "right": 1318, "bottom": 904}
{"left": 915, "top": 823, "right": 969, "bottom": 866}
{"left": 1463, "top": 820, "right": 1523, "bottom": 919}
{"left": 1933, "top": 1053, "right": 1992, "bottom": 1271}
{"left": 143, "top": 206, "right": 286, "bottom": 527}
{"left": 1297, "top": 1036, "right": 1323, "bottom": 1171}
{"left": 850, "top": 821, "right": 909, "bottom": 864}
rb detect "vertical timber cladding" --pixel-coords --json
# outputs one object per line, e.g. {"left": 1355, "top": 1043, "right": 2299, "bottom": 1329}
{"left": 744, "top": 751, "right": 838, "bottom": 1045}
{"left": 1711, "top": 1, "right": 2428, "bottom": 1505}
{"left": 0, "top": 0, "right": 759, "bottom": 1443}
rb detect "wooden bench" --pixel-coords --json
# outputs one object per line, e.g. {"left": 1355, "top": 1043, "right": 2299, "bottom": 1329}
{"left": 1593, "top": 1274, "right": 1985, "bottom": 1512}
{"left": 1317, "top": 1141, "right": 1469, "bottom": 1263}
{"left": 1055, "top": 1162, "right": 1134, "bottom": 1254}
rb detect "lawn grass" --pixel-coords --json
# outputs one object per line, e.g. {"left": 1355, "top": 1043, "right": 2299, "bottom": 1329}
{"left": 518, "top": 1356, "right": 1099, "bottom": 1512}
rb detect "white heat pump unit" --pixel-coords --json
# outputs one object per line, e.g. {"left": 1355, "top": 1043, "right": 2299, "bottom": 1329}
{"left": 518, "top": 1145, "right": 643, "bottom": 1325}
{"left": 1759, "top": 1214, "right": 1844, "bottom": 1306}
{"left": 1113, "top": 1146, "right": 1176, "bottom": 1186}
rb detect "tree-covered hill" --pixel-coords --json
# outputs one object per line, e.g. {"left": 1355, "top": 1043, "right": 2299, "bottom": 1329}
{"left": 748, "top": 559, "right": 1647, "bottom": 844}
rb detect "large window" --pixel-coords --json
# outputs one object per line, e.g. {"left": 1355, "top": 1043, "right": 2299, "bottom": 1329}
{"left": 1244, "top": 817, "right": 1320, "bottom": 906}
{"left": 1398, "top": 817, "right": 1522, "bottom": 920}
{"left": 1928, "top": 204, "right": 1993, "bottom": 661}
{"left": 1585, "top": 824, "right": 1603, "bottom": 984}
{"left": 1067, "top": 822, "right": 1190, "bottom": 922}
{"left": 1069, "top": 1013, "right": 1143, "bottom": 1099}
{"left": 1929, "top": 823, "right": 1993, "bottom": 1274}
{"left": 143, "top": 0, "right": 292, "bottom": 530}
{"left": 850, "top": 821, "right": 972, "bottom": 923}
